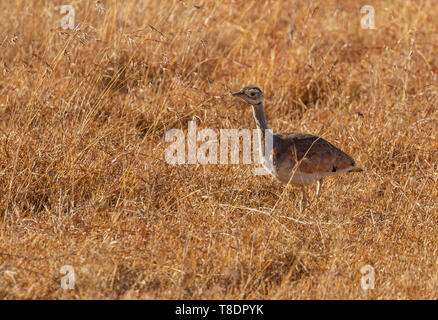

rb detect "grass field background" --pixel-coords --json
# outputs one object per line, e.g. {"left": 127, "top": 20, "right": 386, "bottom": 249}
{"left": 0, "top": 0, "right": 438, "bottom": 299}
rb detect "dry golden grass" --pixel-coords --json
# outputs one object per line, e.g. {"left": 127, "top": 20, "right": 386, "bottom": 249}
{"left": 0, "top": 0, "right": 437, "bottom": 299}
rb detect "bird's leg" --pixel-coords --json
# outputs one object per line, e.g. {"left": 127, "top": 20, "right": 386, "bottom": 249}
{"left": 300, "top": 186, "right": 308, "bottom": 211}
{"left": 315, "top": 178, "right": 323, "bottom": 200}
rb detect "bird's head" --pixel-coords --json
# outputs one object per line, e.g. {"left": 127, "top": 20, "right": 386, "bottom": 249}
{"left": 231, "top": 86, "right": 264, "bottom": 105}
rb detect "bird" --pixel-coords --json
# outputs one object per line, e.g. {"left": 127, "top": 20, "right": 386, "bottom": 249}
{"left": 231, "top": 86, "right": 362, "bottom": 208}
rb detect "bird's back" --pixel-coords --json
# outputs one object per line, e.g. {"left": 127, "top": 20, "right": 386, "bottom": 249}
{"left": 272, "top": 133, "right": 358, "bottom": 185}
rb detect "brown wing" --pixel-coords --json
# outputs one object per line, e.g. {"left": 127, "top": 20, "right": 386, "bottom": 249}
{"left": 273, "top": 133, "right": 356, "bottom": 174}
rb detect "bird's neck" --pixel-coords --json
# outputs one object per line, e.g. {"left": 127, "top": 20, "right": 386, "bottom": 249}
{"left": 252, "top": 102, "right": 268, "bottom": 152}
{"left": 252, "top": 102, "right": 268, "bottom": 130}
{"left": 252, "top": 101, "right": 275, "bottom": 174}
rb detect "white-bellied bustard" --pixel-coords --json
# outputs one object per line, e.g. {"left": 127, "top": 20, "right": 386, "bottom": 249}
{"left": 231, "top": 86, "right": 362, "bottom": 208}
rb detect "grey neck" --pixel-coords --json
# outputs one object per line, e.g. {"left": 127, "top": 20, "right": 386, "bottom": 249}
{"left": 252, "top": 101, "right": 274, "bottom": 172}
{"left": 251, "top": 102, "right": 268, "bottom": 131}
{"left": 251, "top": 102, "right": 269, "bottom": 153}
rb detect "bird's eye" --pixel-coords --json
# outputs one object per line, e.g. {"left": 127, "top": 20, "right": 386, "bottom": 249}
{"left": 250, "top": 92, "right": 255, "bottom": 96}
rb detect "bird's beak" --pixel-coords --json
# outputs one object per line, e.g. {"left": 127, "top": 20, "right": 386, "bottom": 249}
{"left": 231, "top": 91, "right": 244, "bottom": 97}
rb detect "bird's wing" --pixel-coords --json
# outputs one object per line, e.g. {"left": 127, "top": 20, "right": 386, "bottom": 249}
{"left": 274, "top": 133, "right": 356, "bottom": 174}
